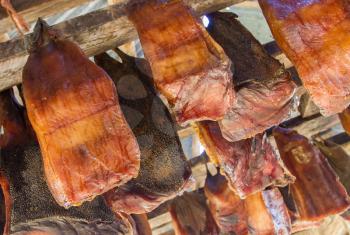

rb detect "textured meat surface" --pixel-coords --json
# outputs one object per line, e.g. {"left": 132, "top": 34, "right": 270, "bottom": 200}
{"left": 169, "top": 192, "right": 219, "bottom": 235}
{"left": 95, "top": 51, "right": 191, "bottom": 214}
{"left": 204, "top": 172, "right": 248, "bottom": 234}
{"left": 273, "top": 127, "right": 350, "bottom": 221}
{"left": 206, "top": 12, "right": 296, "bottom": 142}
{"left": 339, "top": 106, "right": 350, "bottom": 134}
{"left": 205, "top": 172, "right": 291, "bottom": 234}
{"left": 259, "top": 0, "right": 350, "bottom": 115}
{"left": 261, "top": 188, "right": 292, "bottom": 234}
{"left": 246, "top": 189, "right": 291, "bottom": 235}
{"left": 1, "top": 142, "right": 132, "bottom": 234}
{"left": 194, "top": 121, "right": 294, "bottom": 198}
{"left": 0, "top": 89, "right": 27, "bottom": 149}
{"left": 131, "top": 214, "right": 152, "bottom": 235}
{"left": 127, "top": 0, "right": 234, "bottom": 125}
{"left": 22, "top": 21, "right": 140, "bottom": 208}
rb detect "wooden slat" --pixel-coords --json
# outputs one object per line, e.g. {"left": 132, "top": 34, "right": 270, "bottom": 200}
{"left": 298, "top": 92, "right": 320, "bottom": 118}
{"left": 0, "top": 0, "right": 92, "bottom": 35}
{"left": 0, "top": 0, "right": 243, "bottom": 92}
{"left": 0, "top": 33, "right": 9, "bottom": 43}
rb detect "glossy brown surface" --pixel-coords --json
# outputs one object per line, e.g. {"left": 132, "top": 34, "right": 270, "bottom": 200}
{"left": 315, "top": 139, "right": 350, "bottom": 221}
{"left": 0, "top": 172, "right": 10, "bottom": 235}
{"left": 0, "top": 89, "right": 27, "bottom": 149}
{"left": 169, "top": 192, "right": 219, "bottom": 235}
{"left": 95, "top": 50, "right": 192, "bottom": 214}
{"left": 259, "top": 0, "right": 350, "bottom": 115}
{"left": 131, "top": 214, "right": 152, "bottom": 235}
{"left": 273, "top": 127, "right": 350, "bottom": 221}
{"left": 246, "top": 189, "right": 291, "bottom": 235}
{"left": 339, "top": 106, "right": 350, "bottom": 134}
{"left": 206, "top": 12, "right": 296, "bottom": 142}
{"left": 194, "top": 121, "right": 294, "bottom": 198}
{"left": 205, "top": 171, "right": 291, "bottom": 234}
{"left": 127, "top": 0, "right": 234, "bottom": 125}
{"left": 204, "top": 172, "right": 247, "bottom": 234}
{"left": 22, "top": 20, "right": 140, "bottom": 208}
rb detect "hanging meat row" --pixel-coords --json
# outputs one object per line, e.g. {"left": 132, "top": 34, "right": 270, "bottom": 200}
{"left": 1, "top": 0, "right": 350, "bottom": 234}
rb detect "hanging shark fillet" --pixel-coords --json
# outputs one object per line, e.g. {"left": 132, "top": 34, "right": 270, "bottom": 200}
{"left": 169, "top": 192, "right": 220, "bottom": 235}
{"left": 0, "top": 89, "right": 28, "bottom": 149}
{"left": 204, "top": 171, "right": 247, "bottom": 234}
{"left": 259, "top": 0, "right": 350, "bottom": 115}
{"left": 206, "top": 12, "right": 296, "bottom": 142}
{"left": 279, "top": 186, "right": 322, "bottom": 233}
{"left": 95, "top": 50, "right": 192, "bottom": 214}
{"left": 0, "top": 141, "right": 133, "bottom": 235}
{"left": 315, "top": 139, "right": 350, "bottom": 221}
{"left": 131, "top": 214, "right": 152, "bottom": 235}
{"left": 339, "top": 107, "right": 350, "bottom": 134}
{"left": 204, "top": 171, "right": 291, "bottom": 234}
{"left": 22, "top": 19, "right": 140, "bottom": 208}
{"left": 245, "top": 189, "right": 291, "bottom": 235}
{"left": 194, "top": 121, "right": 294, "bottom": 198}
{"left": 273, "top": 127, "right": 350, "bottom": 221}
{"left": 126, "top": 0, "right": 234, "bottom": 125}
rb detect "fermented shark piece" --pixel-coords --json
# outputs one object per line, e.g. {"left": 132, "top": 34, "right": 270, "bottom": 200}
{"left": 95, "top": 50, "right": 192, "bottom": 214}
{"left": 339, "top": 107, "right": 350, "bottom": 134}
{"left": 273, "top": 127, "right": 350, "bottom": 221}
{"left": 204, "top": 171, "right": 247, "bottom": 234}
{"left": 127, "top": 0, "right": 234, "bottom": 125}
{"left": 246, "top": 189, "right": 291, "bottom": 235}
{"left": 279, "top": 186, "right": 322, "bottom": 233}
{"left": 206, "top": 12, "right": 296, "bottom": 142}
{"left": 259, "top": 0, "right": 350, "bottom": 115}
{"left": 131, "top": 214, "right": 152, "bottom": 235}
{"left": 0, "top": 89, "right": 27, "bottom": 149}
{"left": 0, "top": 141, "right": 133, "bottom": 235}
{"left": 194, "top": 121, "right": 294, "bottom": 198}
{"left": 315, "top": 139, "right": 350, "bottom": 221}
{"left": 22, "top": 19, "right": 140, "bottom": 208}
{"left": 169, "top": 192, "right": 219, "bottom": 235}
{"left": 204, "top": 171, "right": 291, "bottom": 234}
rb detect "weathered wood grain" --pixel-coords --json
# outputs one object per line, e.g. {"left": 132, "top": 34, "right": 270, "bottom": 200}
{"left": 299, "top": 92, "right": 320, "bottom": 118}
{"left": 0, "top": 0, "right": 243, "bottom": 92}
{"left": 0, "top": 33, "right": 9, "bottom": 43}
{"left": 0, "top": 0, "right": 91, "bottom": 34}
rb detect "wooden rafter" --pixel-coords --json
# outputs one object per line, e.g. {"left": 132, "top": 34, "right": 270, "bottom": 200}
{"left": 0, "top": 0, "right": 243, "bottom": 92}
{"left": 0, "top": 0, "right": 92, "bottom": 34}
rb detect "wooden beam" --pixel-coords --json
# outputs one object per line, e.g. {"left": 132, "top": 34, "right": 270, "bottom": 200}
{"left": 0, "top": 33, "right": 9, "bottom": 43}
{"left": 0, "top": 0, "right": 92, "bottom": 35}
{"left": 298, "top": 92, "right": 320, "bottom": 118}
{"left": 0, "top": 0, "right": 243, "bottom": 92}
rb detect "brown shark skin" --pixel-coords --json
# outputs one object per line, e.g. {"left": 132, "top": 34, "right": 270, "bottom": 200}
{"left": 273, "top": 127, "right": 350, "bottom": 221}
{"left": 22, "top": 20, "right": 140, "bottom": 208}
{"left": 95, "top": 50, "right": 191, "bottom": 214}
{"left": 169, "top": 192, "right": 220, "bottom": 235}
{"left": 339, "top": 106, "right": 350, "bottom": 134}
{"left": 127, "top": 0, "right": 234, "bottom": 126}
{"left": 204, "top": 172, "right": 248, "bottom": 234}
{"left": 0, "top": 89, "right": 28, "bottom": 150}
{"left": 194, "top": 121, "right": 294, "bottom": 198}
{"left": 259, "top": 0, "right": 350, "bottom": 115}
{"left": 205, "top": 171, "right": 291, "bottom": 235}
{"left": 206, "top": 12, "right": 296, "bottom": 142}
